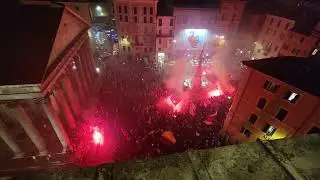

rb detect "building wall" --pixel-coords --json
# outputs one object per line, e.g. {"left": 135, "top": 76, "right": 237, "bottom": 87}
{"left": 114, "top": 0, "right": 157, "bottom": 62}
{"left": 156, "top": 16, "right": 174, "bottom": 62}
{"left": 220, "top": 0, "right": 246, "bottom": 36}
{"left": 253, "top": 14, "right": 295, "bottom": 59}
{"left": 224, "top": 67, "right": 320, "bottom": 143}
{"left": 279, "top": 31, "right": 318, "bottom": 57}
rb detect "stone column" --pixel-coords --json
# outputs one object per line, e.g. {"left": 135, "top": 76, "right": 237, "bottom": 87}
{"left": 0, "top": 118, "right": 23, "bottom": 158}
{"left": 78, "top": 52, "right": 92, "bottom": 93}
{"left": 41, "top": 98, "right": 70, "bottom": 153}
{"left": 15, "top": 104, "right": 47, "bottom": 155}
{"left": 70, "top": 63, "right": 86, "bottom": 107}
{"left": 53, "top": 88, "right": 77, "bottom": 129}
{"left": 62, "top": 74, "right": 81, "bottom": 117}
{"left": 83, "top": 46, "right": 95, "bottom": 84}
{"left": 75, "top": 54, "right": 90, "bottom": 97}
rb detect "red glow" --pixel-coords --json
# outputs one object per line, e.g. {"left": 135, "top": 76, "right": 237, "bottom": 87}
{"left": 208, "top": 89, "right": 223, "bottom": 97}
{"left": 165, "top": 96, "right": 182, "bottom": 112}
{"left": 92, "top": 127, "right": 103, "bottom": 145}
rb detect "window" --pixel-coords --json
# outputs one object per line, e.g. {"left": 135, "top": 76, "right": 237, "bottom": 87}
{"left": 123, "top": 46, "right": 126, "bottom": 52}
{"left": 248, "top": 114, "right": 258, "bottom": 124}
{"left": 128, "top": 46, "right": 131, "bottom": 52}
{"left": 276, "top": 108, "right": 288, "bottom": 121}
{"left": 134, "top": 16, "right": 137, "bottom": 23}
{"left": 133, "top": 7, "right": 137, "bottom": 14}
{"left": 159, "top": 38, "right": 162, "bottom": 44}
{"left": 270, "top": 18, "right": 273, "bottom": 25}
{"left": 149, "top": 47, "right": 152, "bottom": 52}
{"left": 257, "top": 98, "right": 267, "bottom": 109}
{"left": 300, "top": 37, "right": 305, "bottom": 43}
{"left": 124, "top": 6, "right": 128, "bottom": 13}
{"left": 159, "top": 18, "right": 162, "bottom": 26}
{"left": 264, "top": 80, "right": 279, "bottom": 93}
{"left": 170, "top": 19, "right": 173, "bottom": 26}
{"left": 159, "top": 30, "right": 162, "bottom": 35}
{"left": 262, "top": 124, "right": 277, "bottom": 136}
{"left": 144, "top": 17, "right": 147, "bottom": 23}
{"left": 307, "top": 127, "right": 320, "bottom": 134}
{"left": 279, "top": 32, "right": 285, "bottom": 40}
{"left": 284, "top": 90, "right": 299, "bottom": 103}
{"left": 120, "top": 15, "right": 122, "bottom": 21}
{"left": 274, "top": 46, "right": 278, "bottom": 52}
{"left": 150, "top": 7, "right": 153, "bottom": 15}
{"left": 283, "top": 44, "right": 289, "bottom": 50}
{"left": 143, "top": 7, "right": 146, "bottom": 15}
{"left": 125, "top": 16, "right": 128, "bottom": 22}
{"left": 241, "top": 127, "right": 251, "bottom": 137}
{"left": 277, "top": 20, "right": 281, "bottom": 28}
{"left": 285, "top": 22, "right": 290, "bottom": 30}
{"left": 150, "top": 17, "right": 153, "bottom": 23}
{"left": 158, "top": 48, "right": 161, "bottom": 51}
{"left": 273, "top": 30, "right": 276, "bottom": 36}
{"left": 144, "top": 48, "right": 147, "bottom": 52}
{"left": 118, "top": 6, "right": 122, "bottom": 13}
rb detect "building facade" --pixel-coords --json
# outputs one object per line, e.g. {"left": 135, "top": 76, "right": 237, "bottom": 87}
{"left": 0, "top": 2, "right": 98, "bottom": 171}
{"left": 156, "top": 16, "right": 174, "bottom": 64}
{"left": 252, "top": 13, "right": 320, "bottom": 59}
{"left": 172, "top": 1, "right": 245, "bottom": 59}
{"left": 113, "top": 0, "right": 158, "bottom": 62}
{"left": 252, "top": 14, "right": 295, "bottom": 59}
{"left": 223, "top": 56, "right": 320, "bottom": 143}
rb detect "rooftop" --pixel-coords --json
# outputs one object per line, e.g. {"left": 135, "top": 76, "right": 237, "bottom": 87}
{"left": 5, "top": 134, "right": 320, "bottom": 179}
{"left": 243, "top": 56, "right": 320, "bottom": 96}
{"left": 0, "top": 2, "right": 64, "bottom": 86}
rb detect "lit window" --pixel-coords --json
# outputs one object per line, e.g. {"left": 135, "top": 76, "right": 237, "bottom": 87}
{"left": 262, "top": 124, "right": 277, "bottom": 136}
{"left": 264, "top": 80, "right": 279, "bottom": 93}
{"left": 248, "top": 114, "right": 258, "bottom": 124}
{"left": 312, "top": 49, "right": 318, "bottom": 55}
{"left": 275, "top": 108, "right": 288, "bottom": 121}
{"left": 257, "top": 98, "right": 267, "bottom": 109}
{"left": 284, "top": 90, "right": 299, "bottom": 103}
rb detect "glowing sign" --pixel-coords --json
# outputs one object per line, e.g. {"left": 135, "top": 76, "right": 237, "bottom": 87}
{"left": 184, "top": 29, "right": 208, "bottom": 49}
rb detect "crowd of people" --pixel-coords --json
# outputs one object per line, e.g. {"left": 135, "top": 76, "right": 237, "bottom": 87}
{"left": 93, "top": 56, "right": 232, "bottom": 162}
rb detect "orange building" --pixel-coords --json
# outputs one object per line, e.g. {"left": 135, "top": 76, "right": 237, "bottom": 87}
{"left": 223, "top": 56, "right": 320, "bottom": 143}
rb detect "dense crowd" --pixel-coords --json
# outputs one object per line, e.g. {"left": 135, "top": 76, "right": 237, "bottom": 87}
{"left": 94, "top": 57, "right": 232, "bottom": 162}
